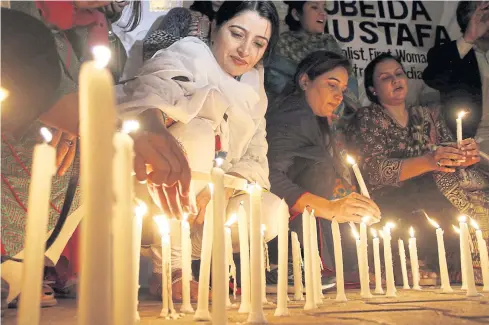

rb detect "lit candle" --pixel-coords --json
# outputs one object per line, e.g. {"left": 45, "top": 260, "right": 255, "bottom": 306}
{"left": 261, "top": 225, "right": 270, "bottom": 305}
{"left": 194, "top": 184, "right": 213, "bottom": 321}
{"left": 453, "top": 225, "right": 467, "bottom": 290}
{"left": 332, "top": 220, "right": 347, "bottom": 301}
{"left": 181, "top": 213, "right": 194, "bottom": 313}
{"left": 360, "top": 218, "right": 373, "bottom": 298}
{"left": 0, "top": 86, "right": 9, "bottom": 102}
{"left": 459, "top": 216, "right": 479, "bottom": 296}
{"left": 133, "top": 200, "right": 147, "bottom": 321}
{"left": 470, "top": 219, "right": 489, "bottom": 292}
{"left": 112, "top": 122, "right": 138, "bottom": 325}
{"left": 211, "top": 159, "right": 228, "bottom": 324}
{"left": 398, "top": 239, "right": 410, "bottom": 290}
{"left": 383, "top": 223, "right": 397, "bottom": 297}
{"left": 290, "top": 232, "right": 304, "bottom": 301}
{"left": 457, "top": 111, "right": 466, "bottom": 144}
{"left": 237, "top": 203, "right": 251, "bottom": 313}
{"left": 78, "top": 45, "right": 116, "bottom": 325}
{"left": 154, "top": 216, "right": 178, "bottom": 319}
{"left": 352, "top": 224, "right": 368, "bottom": 297}
{"left": 371, "top": 228, "right": 384, "bottom": 294}
{"left": 302, "top": 208, "right": 317, "bottom": 310}
{"left": 346, "top": 155, "right": 370, "bottom": 198}
{"left": 225, "top": 214, "right": 238, "bottom": 308}
{"left": 310, "top": 211, "right": 323, "bottom": 304}
{"left": 274, "top": 199, "right": 289, "bottom": 316}
{"left": 426, "top": 215, "right": 453, "bottom": 293}
{"left": 17, "top": 128, "right": 56, "bottom": 325}
{"left": 247, "top": 184, "right": 267, "bottom": 323}
{"left": 408, "top": 227, "right": 421, "bottom": 290}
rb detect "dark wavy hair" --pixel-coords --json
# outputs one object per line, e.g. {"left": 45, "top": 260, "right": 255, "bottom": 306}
{"left": 190, "top": 1, "right": 218, "bottom": 21}
{"left": 456, "top": 1, "right": 478, "bottom": 34}
{"left": 364, "top": 53, "right": 405, "bottom": 104}
{"left": 215, "top": 1, "right": 280, "bottom": 60}
{"left": 284, "top": 1, "right": 307, "bottom": 31}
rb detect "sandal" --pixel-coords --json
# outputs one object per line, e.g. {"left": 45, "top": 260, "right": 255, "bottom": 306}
{"left": 8, "top": 282, "right": 57, "bottom": 308}
{"left": 149, "top": 270, "right": 200, "bottom": 302}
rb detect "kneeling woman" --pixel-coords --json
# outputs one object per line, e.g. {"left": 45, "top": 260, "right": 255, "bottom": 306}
{"left": 267, "top": 51, "right": 381, "bottom": 283}
{"left": 347, "top": 53, "right": 488, "bottom": 282}
{"left": 118, "top": 1, "right": 283, "bottom": 300}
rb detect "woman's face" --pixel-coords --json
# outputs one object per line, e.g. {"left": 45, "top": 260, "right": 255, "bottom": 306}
{"left": 370, "top": 59, "right": 408, "bottom": 106}
{"left": 211, "top": 11, "right": 271, "bottom": 77}
{"left": 296, "top": 1, "right": 327, "bottom": 35}
{"left": 302, "top": 66, "right": 348, "bottom": 118}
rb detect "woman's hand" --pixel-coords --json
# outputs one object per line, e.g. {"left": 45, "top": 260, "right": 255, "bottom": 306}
{"left": 459, "top": 138, "right": 480, "bottom": 167}
{"left": 315, "top": 193, "right": 381, "bottom": 224}
{"left": 426, "top": 145, "right": 466, "bottom": 172}
{"left": 50, "top": 129, "right": 77, "bottom": 176}
{"left": 464, "top": 2, "right": 489, "bottom": 44}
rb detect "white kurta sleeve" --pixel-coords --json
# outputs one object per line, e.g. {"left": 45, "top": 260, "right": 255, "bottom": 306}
{"left": 227, "top": 117, "right": 270, "bottom": 189}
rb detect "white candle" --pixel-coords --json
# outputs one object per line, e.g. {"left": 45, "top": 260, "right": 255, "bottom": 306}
{"left": 112, "top": 129, "right": 136, "bottom": 325}
{"left": 360, "top": 220, "right": 373, "bottom": 298}
{"left": 194, "top": 184, "right": 213, "bottom": 321}
{"left": 371, "top": 229, "right": 384, "bottom": 294}
{"left": 408, "top": 227, "right": 421, "bottom": 290}
{"left": 17, "top": 128, "right": 56, "bottom": 325}
{"left": 290, "top": 232, "right": 304, "bottom": 301}
{"left": 78, "top": 45, "right": 116, "bottom": 325}
{"left": 351, "top": 224, "right": 366, "bottom": 297}
{"left": 181, "top": 214, "right": 194, "bottom": 313}
{"left": 261, "top": 225, "right": 269, "bottom": 305}
{"left": 332, "top": 220, "right": 347, "bottom": 301}
{"left": 309, "top": 211, "right": 323, "bottom": 304}
{"left": 425, "top": 215, "right": 453, "bottom": 293}
{"left": 274, "top": 199, "right": 289, "bottom": 316}
{"left": 470, "top": 219, "right": 489, "bottom": 292}
{"left": 154, "top": 216, "right": 176, "bottom": 318}
{"left": 237, "top": 203, "right": 251, "bottom": 313}
{"left": 346, "top": 155, "right": 370, "bottom": 198}
{"left": 398, "top": 239, "right": 410, "bottom": 290}
{"left": 457, "top": 111, "right": 466, "bottom": 144}
{"left": 247, "top": 184, "right": 267, "bottom": 323}
{"left": 302, "top": 209, "right": 317, "bottom": 310}
{"left": 459, "top": 217, "right": 479, "bottom": 296}
{"left": 453, "top": 225, "right": 467, "bottom": 290}
{"left": 211, "top": 162, "right": 227, "bottom": 325}
{"left": 133, "top": 201, "right": 146, "bottom": 321}
{"left": 224, "top": 214, "right": 238, "bottom": 308}
{"left": 383, "top": 223, "right": 397, "bottom": 297}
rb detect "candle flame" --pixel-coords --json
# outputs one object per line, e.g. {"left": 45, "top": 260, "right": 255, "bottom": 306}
{"left": 153, "top": 215, "right": 170, "bottom": 235}
{"left": 215, "top": 157, "right": 224, "bottom": 167}
{"left": 470, "top": 218, "right": 480, "bottom": 230}
{"left": 425, "top": 214, "right": 440, "bottom": 229}
{"left": 458, "top": 215, "right": 467, "bottom": 223}
{"left": 385, "top": 222, "right": 396, "bottom": 229}
{"left": 362, "top": 216, "right": 371, "bottom": 224}
{"left": 457, "top": 111, "right": 466, "bottom": 119}
{"left": 134, "top": 199, "right": 148, "bottom": 219}
{"left": 0, "top": 87, "right": 9, "bottom": 102}
{"left": 351, "top": 225, "right": 360, "bottom": 240}
{"left": 452, "top": 225, "right": 460, "bottom": 234}
{"left": 346, "top": 155, "right": 356, "bottom": 165}
{"left": 225, "top": 213, "right": 238, "bottom": 227}
{"left": 409, "top": 226, "right": 415, "bottom": 238}
{"left": 370, "top": 228, "right": 378, "bottom": 238}
{"left": 40, "top": 127, "right": 53, "bottom": 143}
{"left": 92, "top": 45, "right": 111, "bottom": 69}
{"left": 122, "top": 120, "right": 140, "bottom": 134}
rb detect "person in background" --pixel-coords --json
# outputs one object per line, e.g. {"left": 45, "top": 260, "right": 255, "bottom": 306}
{"left": 423, "top": 1, "right": 489, "bottom": 144}
{"left": 265, "top": 1, "right": 359, "bottom": 121}
{"left": 2, "top": 1, "right": 191, "bottom": 307}
{"left": 267, "top": 51, "right": 381, "bottom": 289}
{"left": 119, "top": 0, "right": 282, "bottom": 302}
{"left": 349, "top": 53, "right": 488, "bottom": 283}
{"left": 143, "top": 1, "right": 224, "bottom": 61}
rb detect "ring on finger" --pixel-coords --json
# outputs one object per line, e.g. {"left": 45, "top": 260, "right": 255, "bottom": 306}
{"left": 64, "top": 139, "right": 74, "bottom": 147}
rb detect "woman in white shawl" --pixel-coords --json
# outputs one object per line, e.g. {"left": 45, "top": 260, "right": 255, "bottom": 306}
{"left": 118, "top": 1, "right": 282, "bottom": 301}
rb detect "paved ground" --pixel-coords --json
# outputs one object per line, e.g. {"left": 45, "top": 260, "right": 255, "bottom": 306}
{"left": 2, "top": 287, "right": 489, "bottom": 325}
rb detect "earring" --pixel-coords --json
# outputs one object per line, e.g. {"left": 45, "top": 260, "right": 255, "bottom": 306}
{"left": 373, "top": 91, "right": 376, "bottom": 95}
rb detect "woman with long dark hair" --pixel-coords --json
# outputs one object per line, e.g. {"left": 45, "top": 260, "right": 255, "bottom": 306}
{"left": 267, "top": 51, "right": 380, "bottom": 288}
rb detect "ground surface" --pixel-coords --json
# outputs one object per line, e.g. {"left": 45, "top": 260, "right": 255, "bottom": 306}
{"left": 2, "top": 287, "right": 489, "bottom": 325}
